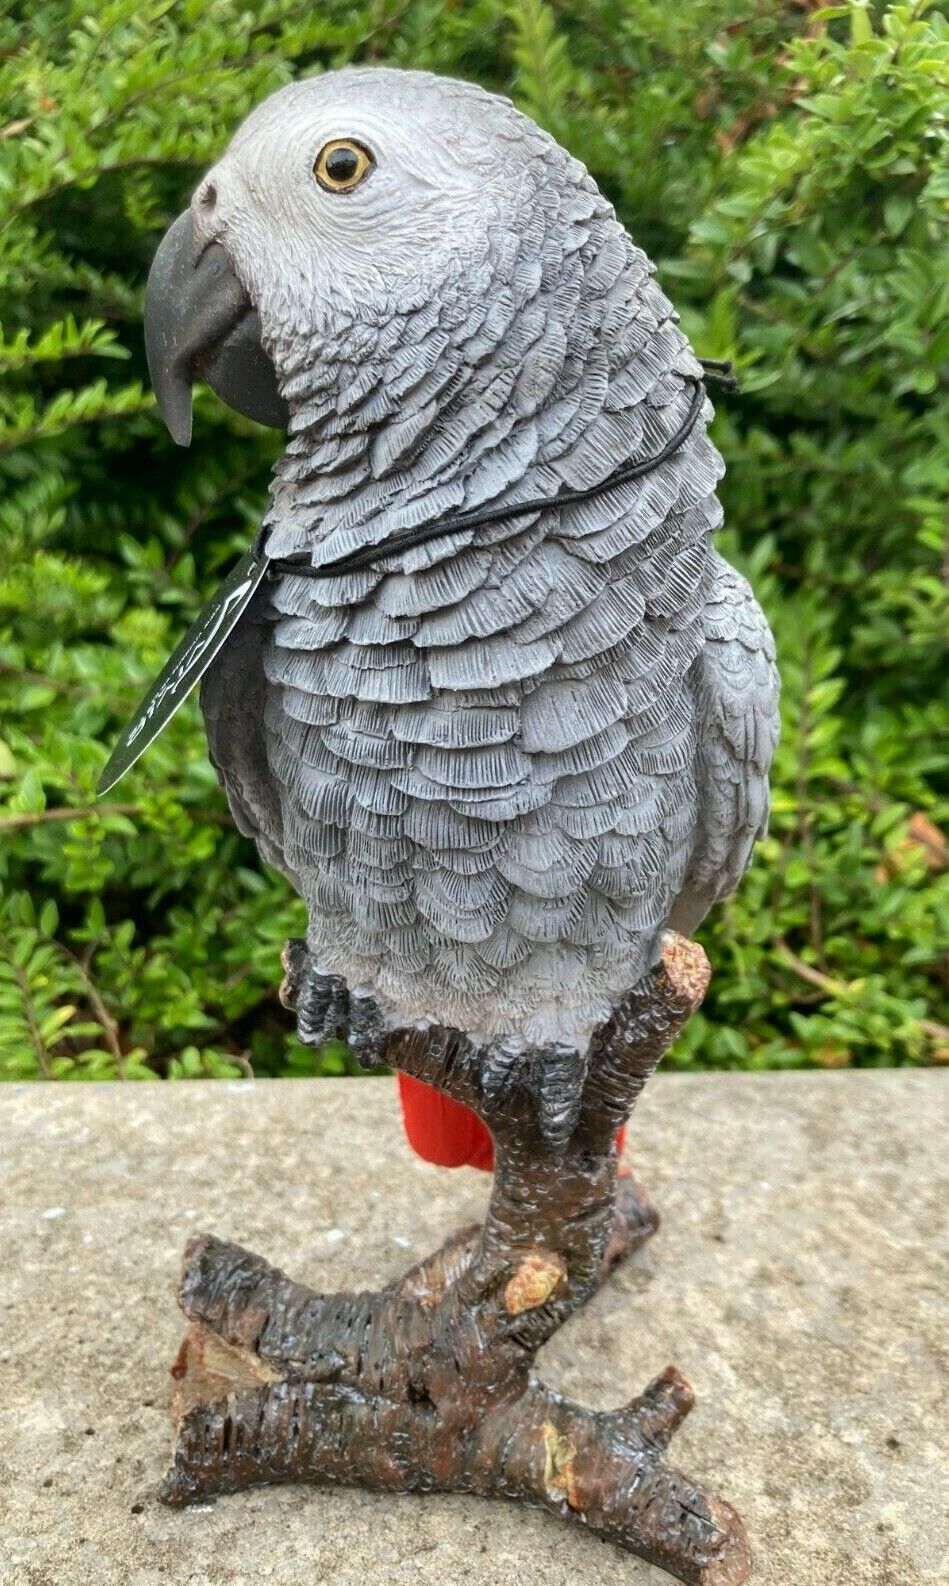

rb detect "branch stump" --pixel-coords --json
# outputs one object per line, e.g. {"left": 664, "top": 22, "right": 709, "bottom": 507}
{"left": 161, "top": 932, "right": 751, "bottom": 1586}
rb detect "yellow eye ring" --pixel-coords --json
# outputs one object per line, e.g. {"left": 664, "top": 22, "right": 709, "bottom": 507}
{"left": 314, "top": 138, "right": 374, "bottom": 193}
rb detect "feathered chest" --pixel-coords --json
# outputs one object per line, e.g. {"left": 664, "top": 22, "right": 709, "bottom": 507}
{"left": 263, "top": 484, "right": 708, "bottom": 924}
{"left": 200, "top": 380, "right": 735, "bottom": 1038}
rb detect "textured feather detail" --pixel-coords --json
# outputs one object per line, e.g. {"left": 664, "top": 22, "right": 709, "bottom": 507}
{"left": 566, "top": 889, "right": 629, "bottom": 948}
{"left": 475, "top": 517, "right": 549, "bottom": 568}
{"left": 640, "top": 543, "right": 709, "bottom": 619}
{"left": 370, "top": 397, "right": 440, "bottom": 475}
{"left": 429, "top": 941, "right": 501, "bottom": 994}
{"left": 480, "top": 923, "right": 534, "bottom": 970}
{"left": 520, "top": 674, "right": 626, "bottom": 753}
{"left": 447, "top": 780, "right": 553, "bottom": 822}
{"left": 496, "top": 823, "right": 596, "bottom": 898}
{"left": 345, "top": 863, "right": 413, "bottom": 903}
{"left": 267, "top": 563, "right": 381, "bottom": 610}
{"left": 321, "top": 721, "right": 410, "bottom": 770}
{"left": 402, "top": 800, "right": 503, "bottom": 851}
{"left": 514, "top": 562, "right": 607, "bottom": 643}
{"left": 428, "top": 632, "right": 558, "bottom": 690}
{"left": 555, "top": 578, "right": 647, "bottom": 663}
{"left": 416, "top": 901, "right": 505, "bottom": 945}
{"left": 348, "top": 765, "right": 412, "bottom": 816}
{"left": 669, "top": 553, "right": 780, "bottom": 935}
{"left": 265, "top": 686, "right": 339, "bottom": 730}
{"left": 411, "top": 741, "right": 532, "bottom": 789}
{"left": 391, "top": 765, "right": 518, "bottom": 804}
{"left": 512, "top": 317, "right": 568, "bottom": 418}
{"left": 344, "top": 605, "right": 419, "bottom": 645}
{"left": 528, "top": 719, "right": 630, "bottom": 782}
{"left": 424, "top": 843, "right": 503, "bottom": 877}
{"left": 412, "top": 557, "right": 553, "bottom": 645}
{"left": 549, "top": 799, "right": 628, "bottom": 840}
{"left": 386, "top": 929, "right": 434, "bottom": 972}
{"left": 417, "top": 862, "right": 509, "bottom": 915}
{"left": 267, "top": 642, "right": 432, "bottom": 706}
{"left": 376, "top": 548, "right": 492, "bottom": 618}
{"left": 350, "top": 830, "right": 415, "bottom": 865}
{"left": 273, "top": 609, "right": 349, "bottom": 648}
{"left": 349, "top": 892, "right": 420, "bottom": 932}
{"left": 552, "top": 408, "right": 644, "bottom": 490}
{"left": 611, "top": 783, "right": 681, "bottom": 838}
{"left": 507, "top": 889, "right": 584, "bottom": 944}
{"left": 201, "top": 69, "right": 778, "bottom": 1051}
{"left": 200, "top": 597, "right": 291, "bottom": 881}
{"left": 561, "top": 470, "right": 681, "bottom": 559}
{"left": 392, "top": 700, "right": 518, "bottom": 748}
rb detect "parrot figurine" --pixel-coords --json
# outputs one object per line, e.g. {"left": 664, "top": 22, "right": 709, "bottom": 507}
{"left": 132, "top": 67, "right": 779, "bottom": 1166}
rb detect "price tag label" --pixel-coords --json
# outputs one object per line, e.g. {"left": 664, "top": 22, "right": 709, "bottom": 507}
{"left": 97, "top": 551, "right": 271, "bottom": 794}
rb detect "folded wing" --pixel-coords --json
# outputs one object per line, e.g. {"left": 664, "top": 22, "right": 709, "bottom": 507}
{"left": 669, "top": 553, "right": 780, "bottom": 936}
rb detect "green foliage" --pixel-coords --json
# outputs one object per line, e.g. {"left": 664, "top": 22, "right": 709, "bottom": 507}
{"left": 1, "top": 0, "right": 946, "bottom": 1081}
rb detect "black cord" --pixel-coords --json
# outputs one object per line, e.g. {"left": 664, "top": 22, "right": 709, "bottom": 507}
{"left": 266, "top": 361, "right": 734, "bottom": 584}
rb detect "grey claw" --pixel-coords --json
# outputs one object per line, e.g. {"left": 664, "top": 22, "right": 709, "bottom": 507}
{"left": 296, "top": 963, "right": 349, "bottom": 1047}
{"left": 479, "top": 1035, "right": 526, "bottom": 1114}
{"left": 349, "top": 988, "right": 387, "bottom": 1070}
{"left": 533, "top": 1042, "right": 588, "bottom": 1152}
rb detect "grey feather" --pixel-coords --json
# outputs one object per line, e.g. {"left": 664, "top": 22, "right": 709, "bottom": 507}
{"left": 200, "top": 594, "right": 293, "bottom": 883}
{"left": 392, "top": 700, "right": 518, "bottom": 749}
{"left": 668, "top": 554, "right": 780, "bottom": 935}
{"left": 428, "top": 632, "right": 558, "bottom": 690}
{"left": 497, "top": 820, "right": 596, "bottom": 898}
{"left": 520, "top": 674, "right": 626, "bottom": 753}
{"left": 193, "top": 66, "right": 778, "bottom": 1049}
{"left": 412, "top": 741, "right": 532, "bottom": 789}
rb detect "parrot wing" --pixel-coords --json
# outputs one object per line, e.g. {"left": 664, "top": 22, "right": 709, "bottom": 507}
{"left": 199, "top": 589, "right": 299, "bottom": 889}
{"left": 668, "top": 551, "right": 780, "bottom": 936}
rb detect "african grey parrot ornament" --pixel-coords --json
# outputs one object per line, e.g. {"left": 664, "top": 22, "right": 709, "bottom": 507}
{"left": 122, "top": 67, "right": 779, "bottom": 1164}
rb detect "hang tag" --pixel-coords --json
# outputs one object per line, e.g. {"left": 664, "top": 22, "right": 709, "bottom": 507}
{"left": 97, "top": 550, "right": 271, "bottom": 795}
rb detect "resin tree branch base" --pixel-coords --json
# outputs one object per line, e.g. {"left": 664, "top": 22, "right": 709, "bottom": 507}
{"left": 160, "top": 933, "right": 751, "bottom": 1586}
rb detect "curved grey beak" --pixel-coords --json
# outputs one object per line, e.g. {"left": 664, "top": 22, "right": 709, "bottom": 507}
{"left": 144, "top": 209, "right": 289, "bottom": 446}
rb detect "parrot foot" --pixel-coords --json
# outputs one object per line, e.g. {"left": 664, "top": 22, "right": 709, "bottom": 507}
{"left": 279, "top": 938, "right": 349, "bottom": 1046}
{"left": 161, "top": 933, "right": 749, "bottom": 1585}
{"left": 347, "top": 986, "right": 388, "bottom": 1067}
{"left": 278, "top": 950, "right": 608, "bottom": 1168}
{"left": 478, "top": 1035, "right": 589, "bottom": 1152}
{"left": 530, "top": 1040, "right": 589, "bottom": 1152}
{"left": 279, "top": 941, "right": 388, "bottom": 1062}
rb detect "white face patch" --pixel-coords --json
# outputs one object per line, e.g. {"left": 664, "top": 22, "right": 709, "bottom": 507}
{"left": 193, "top": 68, "right": 539, "bottom": 341}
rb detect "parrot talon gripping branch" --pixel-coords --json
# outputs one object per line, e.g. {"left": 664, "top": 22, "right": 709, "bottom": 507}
{"left": 108, "top": 66, "right": 780, "bottom": 1584}
{"left": 162, "top": 934, "right": 750, "bottom": 1586}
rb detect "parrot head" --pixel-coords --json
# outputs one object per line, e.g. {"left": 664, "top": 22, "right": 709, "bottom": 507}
{"left": 145, "top": 67, "right": 580, "bottom": 447}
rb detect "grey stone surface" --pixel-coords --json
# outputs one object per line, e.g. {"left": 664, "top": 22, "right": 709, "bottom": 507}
{"left": 0, "top": 1071, "right": 946, "bottom": 1586}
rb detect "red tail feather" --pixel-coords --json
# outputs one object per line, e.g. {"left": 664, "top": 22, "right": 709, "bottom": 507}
{"left": 397, "top": 1072, "right": 626, "bottom": 1171}
{"left": 397, "top": 1071, "right": 496, "bottom": 1169}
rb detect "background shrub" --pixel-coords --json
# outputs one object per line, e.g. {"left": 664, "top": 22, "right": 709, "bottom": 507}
{"left": 1, "top": 0, "right": 946, "bottom": 1081}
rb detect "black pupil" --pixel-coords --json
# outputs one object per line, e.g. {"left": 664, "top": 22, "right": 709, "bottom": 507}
{"left": 326, "top": 146, "right": 360, "bottom": 183}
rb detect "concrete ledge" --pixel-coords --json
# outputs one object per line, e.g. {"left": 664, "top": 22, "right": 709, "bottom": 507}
{"left": 1, "top": 1071, "right": 946, "bottom": 1586}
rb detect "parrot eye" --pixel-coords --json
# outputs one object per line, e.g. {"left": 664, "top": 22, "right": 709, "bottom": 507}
{"left": 314, "top": 139, "right": 374, "bottom": 193}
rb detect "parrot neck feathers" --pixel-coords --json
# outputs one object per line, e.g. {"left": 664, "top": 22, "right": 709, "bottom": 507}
{"left": 264, "top": 377, "right": 708, "bottom": 584}
{"left": 258, "top": 193, "right": 719, "bottom": 598}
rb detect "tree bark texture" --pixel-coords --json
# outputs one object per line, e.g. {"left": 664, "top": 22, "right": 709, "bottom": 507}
{"left": 161, "top": 932, "right": 751, "bottom": 1586}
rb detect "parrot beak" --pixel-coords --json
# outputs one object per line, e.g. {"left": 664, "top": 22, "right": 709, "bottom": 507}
{"left": 144, "top": 209, "right": 289, "bottom": 446}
